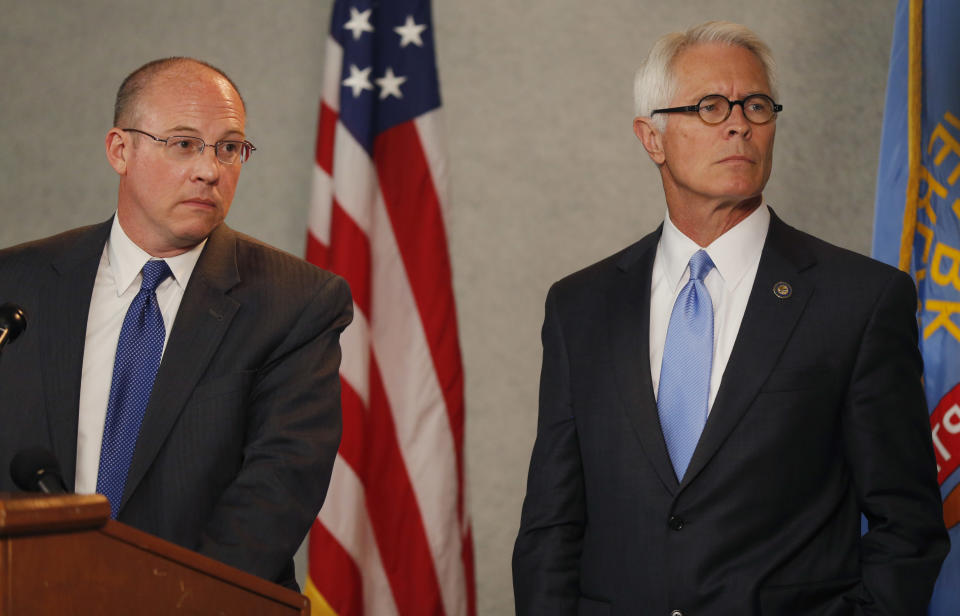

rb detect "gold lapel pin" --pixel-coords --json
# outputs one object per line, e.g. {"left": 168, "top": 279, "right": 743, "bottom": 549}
{"left": 773, "top": 281, "right": 792, "bottom": 299}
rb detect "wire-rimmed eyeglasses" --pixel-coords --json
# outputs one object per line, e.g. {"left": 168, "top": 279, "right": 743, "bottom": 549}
{"left": 121, "top": 128, "right": 256, "bottom": 165}
{"left": 651, "top": 94, "right": 782, "bottom": 125}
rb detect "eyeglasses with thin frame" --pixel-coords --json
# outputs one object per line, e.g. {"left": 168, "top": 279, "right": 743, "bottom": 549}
{"left": 121, "top": 128, "right": 256, "bottom": 165}
{"left": 651, "top": 94, "right": 783, "bottom": 125}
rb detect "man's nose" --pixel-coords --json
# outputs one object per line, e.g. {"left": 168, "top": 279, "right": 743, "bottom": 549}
{"left": 191, "top": 146, "right": 222, "bottom": 183}
{"left": 724, "top": 104, "right": 751, "bottom": 137}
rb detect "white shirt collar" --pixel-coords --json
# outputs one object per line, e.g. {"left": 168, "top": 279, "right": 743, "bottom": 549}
{"left": 106, "top": 214, "right": 206, "bottom": 297}
{"left": 660, "top": 204, "right": 770, "bottom": 293}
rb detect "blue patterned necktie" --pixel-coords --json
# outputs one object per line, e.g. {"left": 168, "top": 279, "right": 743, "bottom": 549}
{"left": 96, "top": 259, "right": 171, "bottom": 519}
{"left": 657, "top": 249, "right": 715, "bottom": 482}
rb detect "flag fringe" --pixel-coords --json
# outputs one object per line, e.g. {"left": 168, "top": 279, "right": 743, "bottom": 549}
{"left": 898, "top": 0, "right": 924, "bottom": 273}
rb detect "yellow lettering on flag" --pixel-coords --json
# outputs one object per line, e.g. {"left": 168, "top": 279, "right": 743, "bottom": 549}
{"left": 916, "top": 222, "right": 936, "bottom": 281}
{"left": 929, "top": 113, "right": 960, "bottom": 185}
{"left": 930, "top": 242, "right": 960, "bottom": 290}
{"left": 917, "top": 223, "right": 935, "bottom": 262}
{"left": 946, "top": 110, "right": 960, "bottom": 131}
{"left": 918, "top": 165, "right": 947, "bottom": 225}
{"left": 924, "top": 299, "right": 960, "bottom": 342}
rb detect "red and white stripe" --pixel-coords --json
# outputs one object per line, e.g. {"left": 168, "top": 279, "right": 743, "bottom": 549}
{"left": 306, "top": 35, "right": 476, "bottom": 616}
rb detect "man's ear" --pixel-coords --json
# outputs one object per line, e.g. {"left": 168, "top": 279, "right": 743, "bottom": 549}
{"left": 634, "top": 116, "right": 666, "bottom": 165}
{"left": 105, "top": 128, "right": 129, "bottom": 175}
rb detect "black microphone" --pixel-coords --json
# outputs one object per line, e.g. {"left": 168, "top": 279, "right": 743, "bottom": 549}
{"left": 0, "top": 303, "right": 26, "bottom": 352}
{"left": 10, "top": 447, "right": 68, "bottom": 494}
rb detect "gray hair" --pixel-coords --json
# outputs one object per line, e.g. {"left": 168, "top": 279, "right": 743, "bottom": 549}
{"left": 633, "top": 21, "right": 778, "bottom": 131}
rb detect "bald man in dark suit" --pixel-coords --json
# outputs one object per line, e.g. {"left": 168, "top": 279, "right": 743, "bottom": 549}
{"left": 0, "top": 57, "right": 351, "bottom": 590}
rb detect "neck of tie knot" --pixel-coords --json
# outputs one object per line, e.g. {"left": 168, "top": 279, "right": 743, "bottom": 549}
{"left": 688, "top": 249, "right": 715, "bottom": 282}
{"left": 141, "top": 260, "right": 172, "bottom": 292}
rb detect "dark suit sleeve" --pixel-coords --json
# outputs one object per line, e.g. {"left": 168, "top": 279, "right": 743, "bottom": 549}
{"left": 196, "top": 273, "right": 353, "bottom": 587}
{"left": 842, "top": 270, "right": 949, "bottom": 614}
{"left": 513, "top": 284, "right": 585, "bottom": 615}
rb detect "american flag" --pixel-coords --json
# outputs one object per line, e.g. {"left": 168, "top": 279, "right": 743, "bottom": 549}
{"left": 304, "top": 1, "right": 475, "bottom": 614}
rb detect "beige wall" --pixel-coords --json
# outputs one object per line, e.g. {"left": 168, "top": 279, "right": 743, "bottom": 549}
{"left": 0, "top": 1, "right": 896, "bottom": 613}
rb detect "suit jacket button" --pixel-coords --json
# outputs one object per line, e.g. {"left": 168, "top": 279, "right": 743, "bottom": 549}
{"left": 668, "top": 515, "right": 684, "bottom": 530}
{"left": 670, "top": 610, "right": 684, "bottom": 616}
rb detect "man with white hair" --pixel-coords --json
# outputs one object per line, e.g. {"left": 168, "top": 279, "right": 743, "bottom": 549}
{"left": 513, "top": 21, "right": 948, "bottom": 615}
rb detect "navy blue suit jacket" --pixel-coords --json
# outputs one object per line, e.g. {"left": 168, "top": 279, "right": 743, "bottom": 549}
{"left": 514, "top": 211, "right": 948, "bottom": 615}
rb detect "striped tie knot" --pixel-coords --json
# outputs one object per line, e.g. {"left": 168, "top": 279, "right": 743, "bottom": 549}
{"left": 688, "top": 249, "right": 715, "bottom": 282}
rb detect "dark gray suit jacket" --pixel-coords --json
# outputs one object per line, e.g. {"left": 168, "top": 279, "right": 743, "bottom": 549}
{"left": 513, "top": 211, "right": 948, "bottom": 615}
{"left": 0, "top": 218, "right": 352, "bottom": 589}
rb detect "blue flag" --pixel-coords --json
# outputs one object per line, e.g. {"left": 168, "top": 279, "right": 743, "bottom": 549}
{"left": 873, "top": 1, "right": 960, "bottom": 612}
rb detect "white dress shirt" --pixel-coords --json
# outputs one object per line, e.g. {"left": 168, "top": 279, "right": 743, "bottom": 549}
{"left": 649, "top": 204, "right": 770, "bottom": 411}
{"left": 74, "top": 215, "right": 205, "bottom": 494}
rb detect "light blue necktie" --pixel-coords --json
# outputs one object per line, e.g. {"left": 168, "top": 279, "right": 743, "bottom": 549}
{"left": 96, "top": 259, "right": 171, "bottom": 519}
{"left": 657, "top": 249, "right": 715, "bottom": 482}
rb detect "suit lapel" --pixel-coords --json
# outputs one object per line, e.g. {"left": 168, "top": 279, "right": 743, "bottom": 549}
{"left": 121, "top": 224, "right": 241, "bottom": 508}
{"left": 680, "top": 213, "right": 816, "bottom": 490}
{"left": 608, "top": 229, "right": 682, "bottom": 494}
{"left": 41, "top": 220, "right": 113, "bottom": 489}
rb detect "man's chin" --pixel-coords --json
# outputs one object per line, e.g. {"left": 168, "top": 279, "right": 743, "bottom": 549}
{"left": 715, "top": 181, "right": 765, "bottom": 204}
{"left": 172, "top": 218, "right": 223, "bottom": 248}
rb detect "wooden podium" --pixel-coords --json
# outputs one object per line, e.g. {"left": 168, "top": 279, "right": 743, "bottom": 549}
{"left": 0, "top": 493, "right": 309, "bottom": 615}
